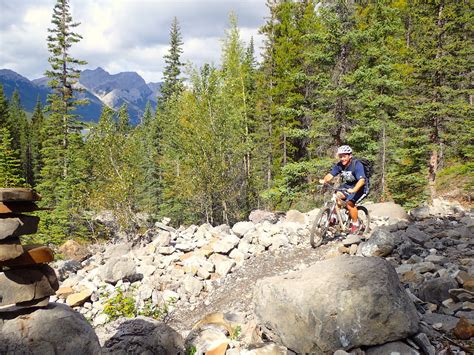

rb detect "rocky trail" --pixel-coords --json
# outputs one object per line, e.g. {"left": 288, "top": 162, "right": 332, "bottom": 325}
{"left": 1, "top": 191, "right": 473, "bottom": 354}
{"left": 169, "top": 241, "right": 332, "bottom": 334}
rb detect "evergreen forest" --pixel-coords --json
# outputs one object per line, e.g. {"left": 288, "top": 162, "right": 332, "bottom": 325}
{"left": 0, "top": 0, "right": 472, "bottom": 244}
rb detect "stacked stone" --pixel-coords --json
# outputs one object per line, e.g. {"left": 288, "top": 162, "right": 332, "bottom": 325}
{"left": 0, "top": 188, "right": 58, "bottom": 312}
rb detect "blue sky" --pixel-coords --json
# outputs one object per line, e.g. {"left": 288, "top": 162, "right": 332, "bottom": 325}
{"left": 0, "top": 0, "right": 267, "bottom": 82}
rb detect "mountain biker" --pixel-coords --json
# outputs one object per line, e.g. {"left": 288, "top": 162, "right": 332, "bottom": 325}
{"left": 319, "top": 145, "right": 369, "bottom": 233}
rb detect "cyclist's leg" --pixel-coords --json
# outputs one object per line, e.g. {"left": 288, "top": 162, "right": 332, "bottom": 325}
{"left": 345, "top": 189, "right": 365, "bottom": 226}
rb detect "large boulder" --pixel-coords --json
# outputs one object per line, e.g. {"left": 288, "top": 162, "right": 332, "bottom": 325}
{"left": 0, "top": 303, "right": 101, "bottom": 354}
{"left": 365, "top": 202, "right": 409, "bottom": 221}
{"left": 102, "top": 317, "right": 184, "bottom": 354}
{"left": 253, "top": 256, "right": 419, "bottom": 354}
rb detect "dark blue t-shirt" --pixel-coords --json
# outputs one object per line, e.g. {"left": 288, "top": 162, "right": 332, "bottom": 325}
{"left": 330, "top": 159, "right": 368, "bottom": 191}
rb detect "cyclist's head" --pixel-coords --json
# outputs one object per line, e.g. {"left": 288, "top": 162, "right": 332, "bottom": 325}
{"left": 337, "top": 145, "right": 352, "bottom": 166}
{"left": 337, "top": 145, "right": 353, "bottom": 155}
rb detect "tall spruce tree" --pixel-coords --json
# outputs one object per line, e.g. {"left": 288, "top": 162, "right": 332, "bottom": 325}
{"left": 0, "top": 128, "right": 25, "bottom": 187}
{"left": 404, "top": 1, "right": 473, "bottom": 201}
{"left": 37, "top": 0, "right": 88, "bottom": 242}
{"left": 7, "top": 90, "right": 29, "bottom": 182}
{"left": 29, "top": 97, "right": 45, "bottom": 186}
{"left": 0, "top": 85, "right": 9, "bottom": 129}
{"left": 159, "top": 17, "right": 184, "bottom": 107}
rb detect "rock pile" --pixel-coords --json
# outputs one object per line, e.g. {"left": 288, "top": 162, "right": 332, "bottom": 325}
{"left": 0, "top": 188, "right": 58, "bottom": 311}
{"left": 0, "top": 188, "right": 101, "bottom": 354}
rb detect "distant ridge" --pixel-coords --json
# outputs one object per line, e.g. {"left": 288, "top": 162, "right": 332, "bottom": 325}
{"left": 0, "top": 68, "right": 162, "bottom": 125}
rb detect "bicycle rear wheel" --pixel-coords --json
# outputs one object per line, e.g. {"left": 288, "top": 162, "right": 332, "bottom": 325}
{"left": 357, "top": 206, "right": 370, "bottom": 235}
{"left": 310, "top": 207, "right": 331, "bottom": 248}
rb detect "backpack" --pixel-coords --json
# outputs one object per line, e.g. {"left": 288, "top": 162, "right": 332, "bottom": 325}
{"left": 354, "top": 158, "right": 373, "bottom": 179}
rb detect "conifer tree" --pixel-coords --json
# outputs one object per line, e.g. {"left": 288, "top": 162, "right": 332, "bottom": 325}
{"left": 0, "top": 128, "right": 25, "bottom": 187}
{"left": 29, "top": 97, "right": 45, "bottom": 186}
{"left": 404, "top": 1, "right": 473, "bottom": 201}
{"left": 0, "top": 85, "right": 9, "bottom": 129}
{"left": 7, "top": 90, "right": 29, "bottom": 182}
{"left": 37, "top": 0, "right": 87, "bottom": 242}
{"left": 159, "top": 17, "right": 184, "bottom": 107}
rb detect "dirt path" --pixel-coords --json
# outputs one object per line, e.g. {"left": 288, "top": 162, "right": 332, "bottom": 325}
{"left": 169, "top": 241, "right": 339, "bottom": 335}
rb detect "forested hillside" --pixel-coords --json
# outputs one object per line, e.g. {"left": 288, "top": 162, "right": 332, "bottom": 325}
{"left": 0, "top": 0, "right": 472, "bottom": 244}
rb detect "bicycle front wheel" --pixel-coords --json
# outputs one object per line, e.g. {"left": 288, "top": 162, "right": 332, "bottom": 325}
{"left": 310, "top": 207, "right": 331, "bottom": 248}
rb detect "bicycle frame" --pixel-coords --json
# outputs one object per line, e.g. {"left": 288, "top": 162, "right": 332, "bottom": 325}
{"left": 321, "top": 187, "right": 350, "bottom": 231}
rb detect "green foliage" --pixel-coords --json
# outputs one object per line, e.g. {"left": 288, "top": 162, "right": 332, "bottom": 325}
{"left": 102, "top": 287, "right": 176, "bottom": 323}
{"left": 103, "top": 287, "right": 137, "bottom": 321}
{"left": 0, "top": 127, "right": 26, "bottom": 187}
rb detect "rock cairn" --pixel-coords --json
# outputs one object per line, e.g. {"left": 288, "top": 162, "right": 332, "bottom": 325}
{"left": 0, "top": 188, "right": 58, "bottom": 312}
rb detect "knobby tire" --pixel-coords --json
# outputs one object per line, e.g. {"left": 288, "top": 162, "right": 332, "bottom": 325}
{"left": 310, "top": 207, "right": 330, "bottom": 248}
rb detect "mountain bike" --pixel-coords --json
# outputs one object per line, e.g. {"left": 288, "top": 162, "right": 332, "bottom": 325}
{"left": 310, "top": 185, "right": 370, "bottom": 248}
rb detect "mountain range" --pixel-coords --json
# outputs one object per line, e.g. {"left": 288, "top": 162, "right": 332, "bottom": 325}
{"left": 0, "top": 68, "right": 162, "bottom": 125}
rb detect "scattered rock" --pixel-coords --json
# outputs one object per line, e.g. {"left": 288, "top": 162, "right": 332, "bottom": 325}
{"left": 418, "top": 277, "right": 458, "bottom": 305}
{"left": 365, "top": 340, "right": 420, "bottom": 355}
{"left": 358, "top": 228, "right": 395, "bottom": 257}
{"left": 285, "top": 210, "right": 306, "bottom": 225}
{"left": 58, "top": 240, "right": 90, "bottom": 261}
{"left": 453, "top": 316, "right": 474, "bottom": 340}
{"left": 232, "top": 222, "right": 255, "bottom": 237}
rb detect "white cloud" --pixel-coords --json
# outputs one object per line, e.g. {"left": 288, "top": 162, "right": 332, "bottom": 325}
{"left": 0, "top": 0, "right": 268, "bottom": 82}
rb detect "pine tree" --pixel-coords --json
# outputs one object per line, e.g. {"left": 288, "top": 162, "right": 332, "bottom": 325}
{"left": 29, "top": 97, "right": 45, "bottom": 186}
{"left": 36, "top": 0, "right": 88, "bottom": 242}
{"left": 6, "top": 90, "right": 29, "bottom": 182}
{"left": 0, "top": 85, "right": 9, "bottom": 129}
{"left": 405, "top": 1, "right": 473, "bottom": 201}
{"left": 0, "top": 127, "right": 25, "bottom": 187}
{"left": 345, "top": 2, "right": 407, "bottom": 200}
{"left": 159, "top": 17, "right": 184, "bottom": 107}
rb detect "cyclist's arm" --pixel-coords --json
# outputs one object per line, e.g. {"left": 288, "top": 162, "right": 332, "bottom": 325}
{"left": 319, "top": 174, "right": 334, "bottom": 184}
{"left": 348, "top": 178, "right": 365, "bottom": 193}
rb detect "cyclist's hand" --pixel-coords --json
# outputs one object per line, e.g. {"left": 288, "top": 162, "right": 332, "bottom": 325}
{"left": 319, "top": 179, "right": 326, "bottom": 184}
{"left": 347, "top": 188, "right": 355, "bottom": 193}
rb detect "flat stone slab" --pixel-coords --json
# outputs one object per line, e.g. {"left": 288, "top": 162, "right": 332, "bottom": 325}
{"left": 0, "top": 215, "right": 40, "bottom": 240}
{"left": 0, "top": 237, "right": 23, "bottom": 261}
{"left": 0, "top": 265, "right": 58, "bottom": 306}
{"left": 0, "top": 188, "right": 41, "bottom": 202}
{"left": 0, "top": 245, "right": 54, "bottom": 267}
{"left": 0, "top": 296, "right": 49, "bottom": 313}
{"left": 0, "top": 202, "right": 40, "bottom": 214}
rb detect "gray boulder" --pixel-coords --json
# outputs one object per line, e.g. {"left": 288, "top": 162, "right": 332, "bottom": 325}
{"left": 418, "top": 277, "right": 458, "bottom": 305}
{"left": 232, "top": 221, "right": 255, "bottom": 237}
{"left": 253, "top": 256, "right": 419, "bottom": 354}
{"left": 102, "top": 317, "right": 184, "bottom": 354}
{"left": 53, "top": 259, "right": 83, "bottom": 281}
{"left": 248, "top": 210, "right": 279, "bottom": 224}
{"left": 358, "top": 228, "right": 395, "bottom": 257}
{"left": 403, "top": 226, "right": 431, "bottom": 245}
{"left": 366, "top": 202, "right": 409, "bottom": 221}
{"left": 98, "top": 257, "right": 140, "bottom": 284}
{"left": 0, "top": 303, "right": 101, "bottom": 354}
